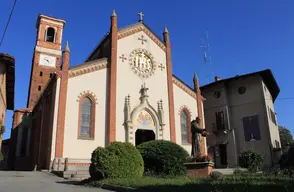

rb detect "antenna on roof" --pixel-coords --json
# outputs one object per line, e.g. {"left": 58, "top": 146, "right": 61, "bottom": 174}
{"left": 200, "top": 29, "right": 211, "bottom": 65}
{"left": 200, "top": 29, "right": 215, "bottom": 84}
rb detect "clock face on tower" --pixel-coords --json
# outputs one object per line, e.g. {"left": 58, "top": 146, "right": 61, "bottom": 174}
{"left": 129, "top": 49, "right": 156, "bottom": 78}
{"left": 39, "top": 54, "right": 56, "bottom": 67}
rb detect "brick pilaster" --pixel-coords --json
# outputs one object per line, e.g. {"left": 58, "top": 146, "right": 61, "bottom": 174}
{"left": 163, "top": 26, "right": 176, "bottom": 142}
{"left": 107, "top": 10, "right": 118, "bottom": 144}
{"left": 55, "top": 42, "right": 70, "bottom": 157}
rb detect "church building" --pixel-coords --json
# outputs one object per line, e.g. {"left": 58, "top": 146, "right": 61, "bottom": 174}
{"left": 8, "top": 11, "right": 206, "bottom": 172}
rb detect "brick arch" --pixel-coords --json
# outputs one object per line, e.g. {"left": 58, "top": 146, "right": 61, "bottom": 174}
{"left": 76, "top": 91, "right": 98, "bottom": 104}
{"left": 77, "top": 91, "right": 97, "bottom": 139}
{"left": 178, "top": 106, "right": 192, "bottom": 144}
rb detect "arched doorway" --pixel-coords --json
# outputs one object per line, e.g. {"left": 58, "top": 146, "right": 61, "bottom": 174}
{"left": 135, "top": 129, "right": 155, "bottom": 146}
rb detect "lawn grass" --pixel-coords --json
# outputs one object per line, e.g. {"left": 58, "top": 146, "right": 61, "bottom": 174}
{"left": 87, "top": 175, "right": 294, "bottom": 192}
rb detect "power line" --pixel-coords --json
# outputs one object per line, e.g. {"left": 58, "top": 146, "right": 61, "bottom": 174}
{"left": 0, "top": 0, "right": 18, "bottom": 50}
{"left": 276, "top": 97, "right": 294, "bottom": 100}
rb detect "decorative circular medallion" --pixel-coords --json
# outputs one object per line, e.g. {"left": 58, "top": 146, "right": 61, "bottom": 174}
{"left": 238, "top": 86, "right": 246, "bottom": 94}
{"left": 129, "top": 49, "right": 156, "bottom": 78}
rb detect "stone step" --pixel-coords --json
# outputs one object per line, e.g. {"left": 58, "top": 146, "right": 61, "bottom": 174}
{"left": 63, "top": 170, "right": 90, "bottom": 180}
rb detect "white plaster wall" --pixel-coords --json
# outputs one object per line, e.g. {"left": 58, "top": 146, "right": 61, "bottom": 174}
{"left": 116, "top": 30, "right": 170, "bottom": 142}
{"left": 226, "top": 76, "right": 272, "bottom": 166}
{"left": 63, "top": 68, "right": 108, "bottom": 159}
{"left": 173, "top": 84, "right": 198, "bottom": 153}
{"left": 0, "top": 64, "right": 6, "bottom": 122}
{"left": 202, "top": 75, "right": 274, "bottom": 166}
{"left": 262, "top": 80, "right": 281, "bottom": 148}
{"left": 50, "top": 78, "right": 60, "bottom": 160}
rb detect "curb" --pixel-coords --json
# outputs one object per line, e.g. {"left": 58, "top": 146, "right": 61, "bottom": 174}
{"left": 100, "top": 183, "right": 136, "bottom": 192}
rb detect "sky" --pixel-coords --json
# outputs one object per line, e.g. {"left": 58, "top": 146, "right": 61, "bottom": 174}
{"left": 0, "top": 0, "right": 293, "bottom": 139}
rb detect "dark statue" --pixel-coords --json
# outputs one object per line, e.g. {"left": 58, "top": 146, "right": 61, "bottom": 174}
{"left": 191, "top": 117, "right": 209, "bottom": 158}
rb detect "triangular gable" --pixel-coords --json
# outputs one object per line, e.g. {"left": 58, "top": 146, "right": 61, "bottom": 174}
{"left": 118, "top": 22, "right": 166, "bottom": 51}
{"left": 86, "top": 22, "right": 166, "bottom": 62}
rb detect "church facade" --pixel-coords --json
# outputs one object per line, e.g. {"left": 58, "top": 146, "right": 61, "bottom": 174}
{"left": 9, "top": 11, "right": 206, "bottom": 171}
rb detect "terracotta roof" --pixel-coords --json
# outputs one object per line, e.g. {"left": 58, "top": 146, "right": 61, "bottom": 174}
{"left": 200, "top": 69, "right": 280, "bottom": 101}
{"left": 0, "top": 53, "right": 15, "bottom": 110}
{"left": 85, "top": 33, "right": 110, "bottom": 62}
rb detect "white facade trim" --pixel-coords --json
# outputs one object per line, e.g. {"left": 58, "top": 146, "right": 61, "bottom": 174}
{"left": 51, "top": 78, "right": 61, "bottom": 161}
{"left": 41, "top": 18, "right": 65, "bottom": 26}
{"left": 35, "top": 46, "right": 62, "bottom": 56}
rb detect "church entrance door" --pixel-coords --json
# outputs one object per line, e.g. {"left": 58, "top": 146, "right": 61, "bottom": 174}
{"left": 135, "top": 129, "right": 155, "bottom": 146}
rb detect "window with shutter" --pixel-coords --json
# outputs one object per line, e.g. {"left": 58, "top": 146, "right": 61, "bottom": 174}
{"left": 215, "top": 111, "right": 225, "bottom": 131}
{"left": 242, "top": 115, "right": 261, "bottom": 142}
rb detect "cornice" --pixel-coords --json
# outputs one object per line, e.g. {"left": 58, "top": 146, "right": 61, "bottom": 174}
{"left": 172, "top": 77, "right": 197, "bottom": 99}
{"left": 69, "top": 59, "right": 108, "bottom": 78}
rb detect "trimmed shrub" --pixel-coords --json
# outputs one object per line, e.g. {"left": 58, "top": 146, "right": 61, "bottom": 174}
{"left": 210, "top": 171, "right": 223, "bottom": 180}
{"left": 239, "top": 149, "right": 263, "bottom": 172}
{"left": 89, "top": 142, "right": 144, "bottom": 180}
{"left": 137, "top": 140, "right": 189, "bottom": 176}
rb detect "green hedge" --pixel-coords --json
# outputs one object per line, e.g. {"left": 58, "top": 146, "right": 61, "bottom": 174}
{"left": 87, "top": 175, "right": 294, "bottom": 192}
{"left": 89, "top": 142, "right": 144, "bottom": 180}
{"left": 137, "top": 140, "right": 189, "bottom": 176}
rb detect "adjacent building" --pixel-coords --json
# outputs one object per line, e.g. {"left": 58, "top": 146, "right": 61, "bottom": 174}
{"left": 201, "top": 70, "right": 281, "bottom": 168}
{"left": 0, "top": 53, "right": 15, "bottom": 169}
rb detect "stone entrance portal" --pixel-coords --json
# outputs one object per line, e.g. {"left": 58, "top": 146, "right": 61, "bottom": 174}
{"left": 135, "top": 129, "right": 155, "bottom": 146}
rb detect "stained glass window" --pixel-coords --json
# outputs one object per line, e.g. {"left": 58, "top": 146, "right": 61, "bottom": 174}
{"left": 181, "top": 111, "right": 188, "bottom": 144}
{"left": 80, "top": 97, "right": 92, "bottom": 137}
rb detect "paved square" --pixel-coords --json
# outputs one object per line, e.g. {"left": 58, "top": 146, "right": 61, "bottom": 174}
{"left": 0, "top": 171, "right": 111, "bottom": 192}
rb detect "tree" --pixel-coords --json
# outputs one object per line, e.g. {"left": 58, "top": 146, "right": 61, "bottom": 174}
{"left": 279, "top": 126, "right": 293, "bottom": 151}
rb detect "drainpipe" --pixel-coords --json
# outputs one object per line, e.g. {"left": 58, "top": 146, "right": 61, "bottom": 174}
{"left": 225, "top": 105, "right": 238, "bottom": 167}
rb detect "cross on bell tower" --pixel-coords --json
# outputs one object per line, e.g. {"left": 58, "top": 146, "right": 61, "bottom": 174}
{"left": 138, "top": 12, "right": 144, "bottom": 22}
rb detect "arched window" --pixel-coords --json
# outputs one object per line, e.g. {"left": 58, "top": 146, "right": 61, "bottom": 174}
{"left": 181, "top": 111, "right": 188, "bottom": 144}
{"left": 45, "top": 27, "right": 55, "bottom": 42}
{"left": 79, "top": 97, "right": 93, "bottom": 138}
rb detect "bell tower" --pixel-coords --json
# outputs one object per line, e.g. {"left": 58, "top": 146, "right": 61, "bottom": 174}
{"left": 27, "top": 14, "right": 66, "bottom": 108}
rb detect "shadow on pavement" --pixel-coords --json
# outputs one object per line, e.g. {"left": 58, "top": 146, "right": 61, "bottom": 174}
{"left": 55, "top": 180, "right": 84, "bottom": 186}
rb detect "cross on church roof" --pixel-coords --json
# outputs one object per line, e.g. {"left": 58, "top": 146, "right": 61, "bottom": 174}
{"left": 138, "top": 12, "right": 144, "bottom": 22}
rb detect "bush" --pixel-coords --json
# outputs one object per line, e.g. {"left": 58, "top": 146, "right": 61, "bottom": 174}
{"left": 0, "top": 152, "right": 3, "bottom": 161}
{"left": 280, "top": 167, "right": 294, "bottom": 177}
{"left": 0, "top": 120, "right": 4, "bottom": 135}
{"left": 89, "top": 142, "right": 144, "bottom": 180}
{"left": 280, "top": 145, "right": 294, "bottom": 169}
{"left": 210, "top": 171, "right": 223, "bottom": 180}
{"left": 137, "top": 140, "right": 189, "bottom": 176}
{"left": 239, "top": 149, "right": 263, "bottom": 172}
